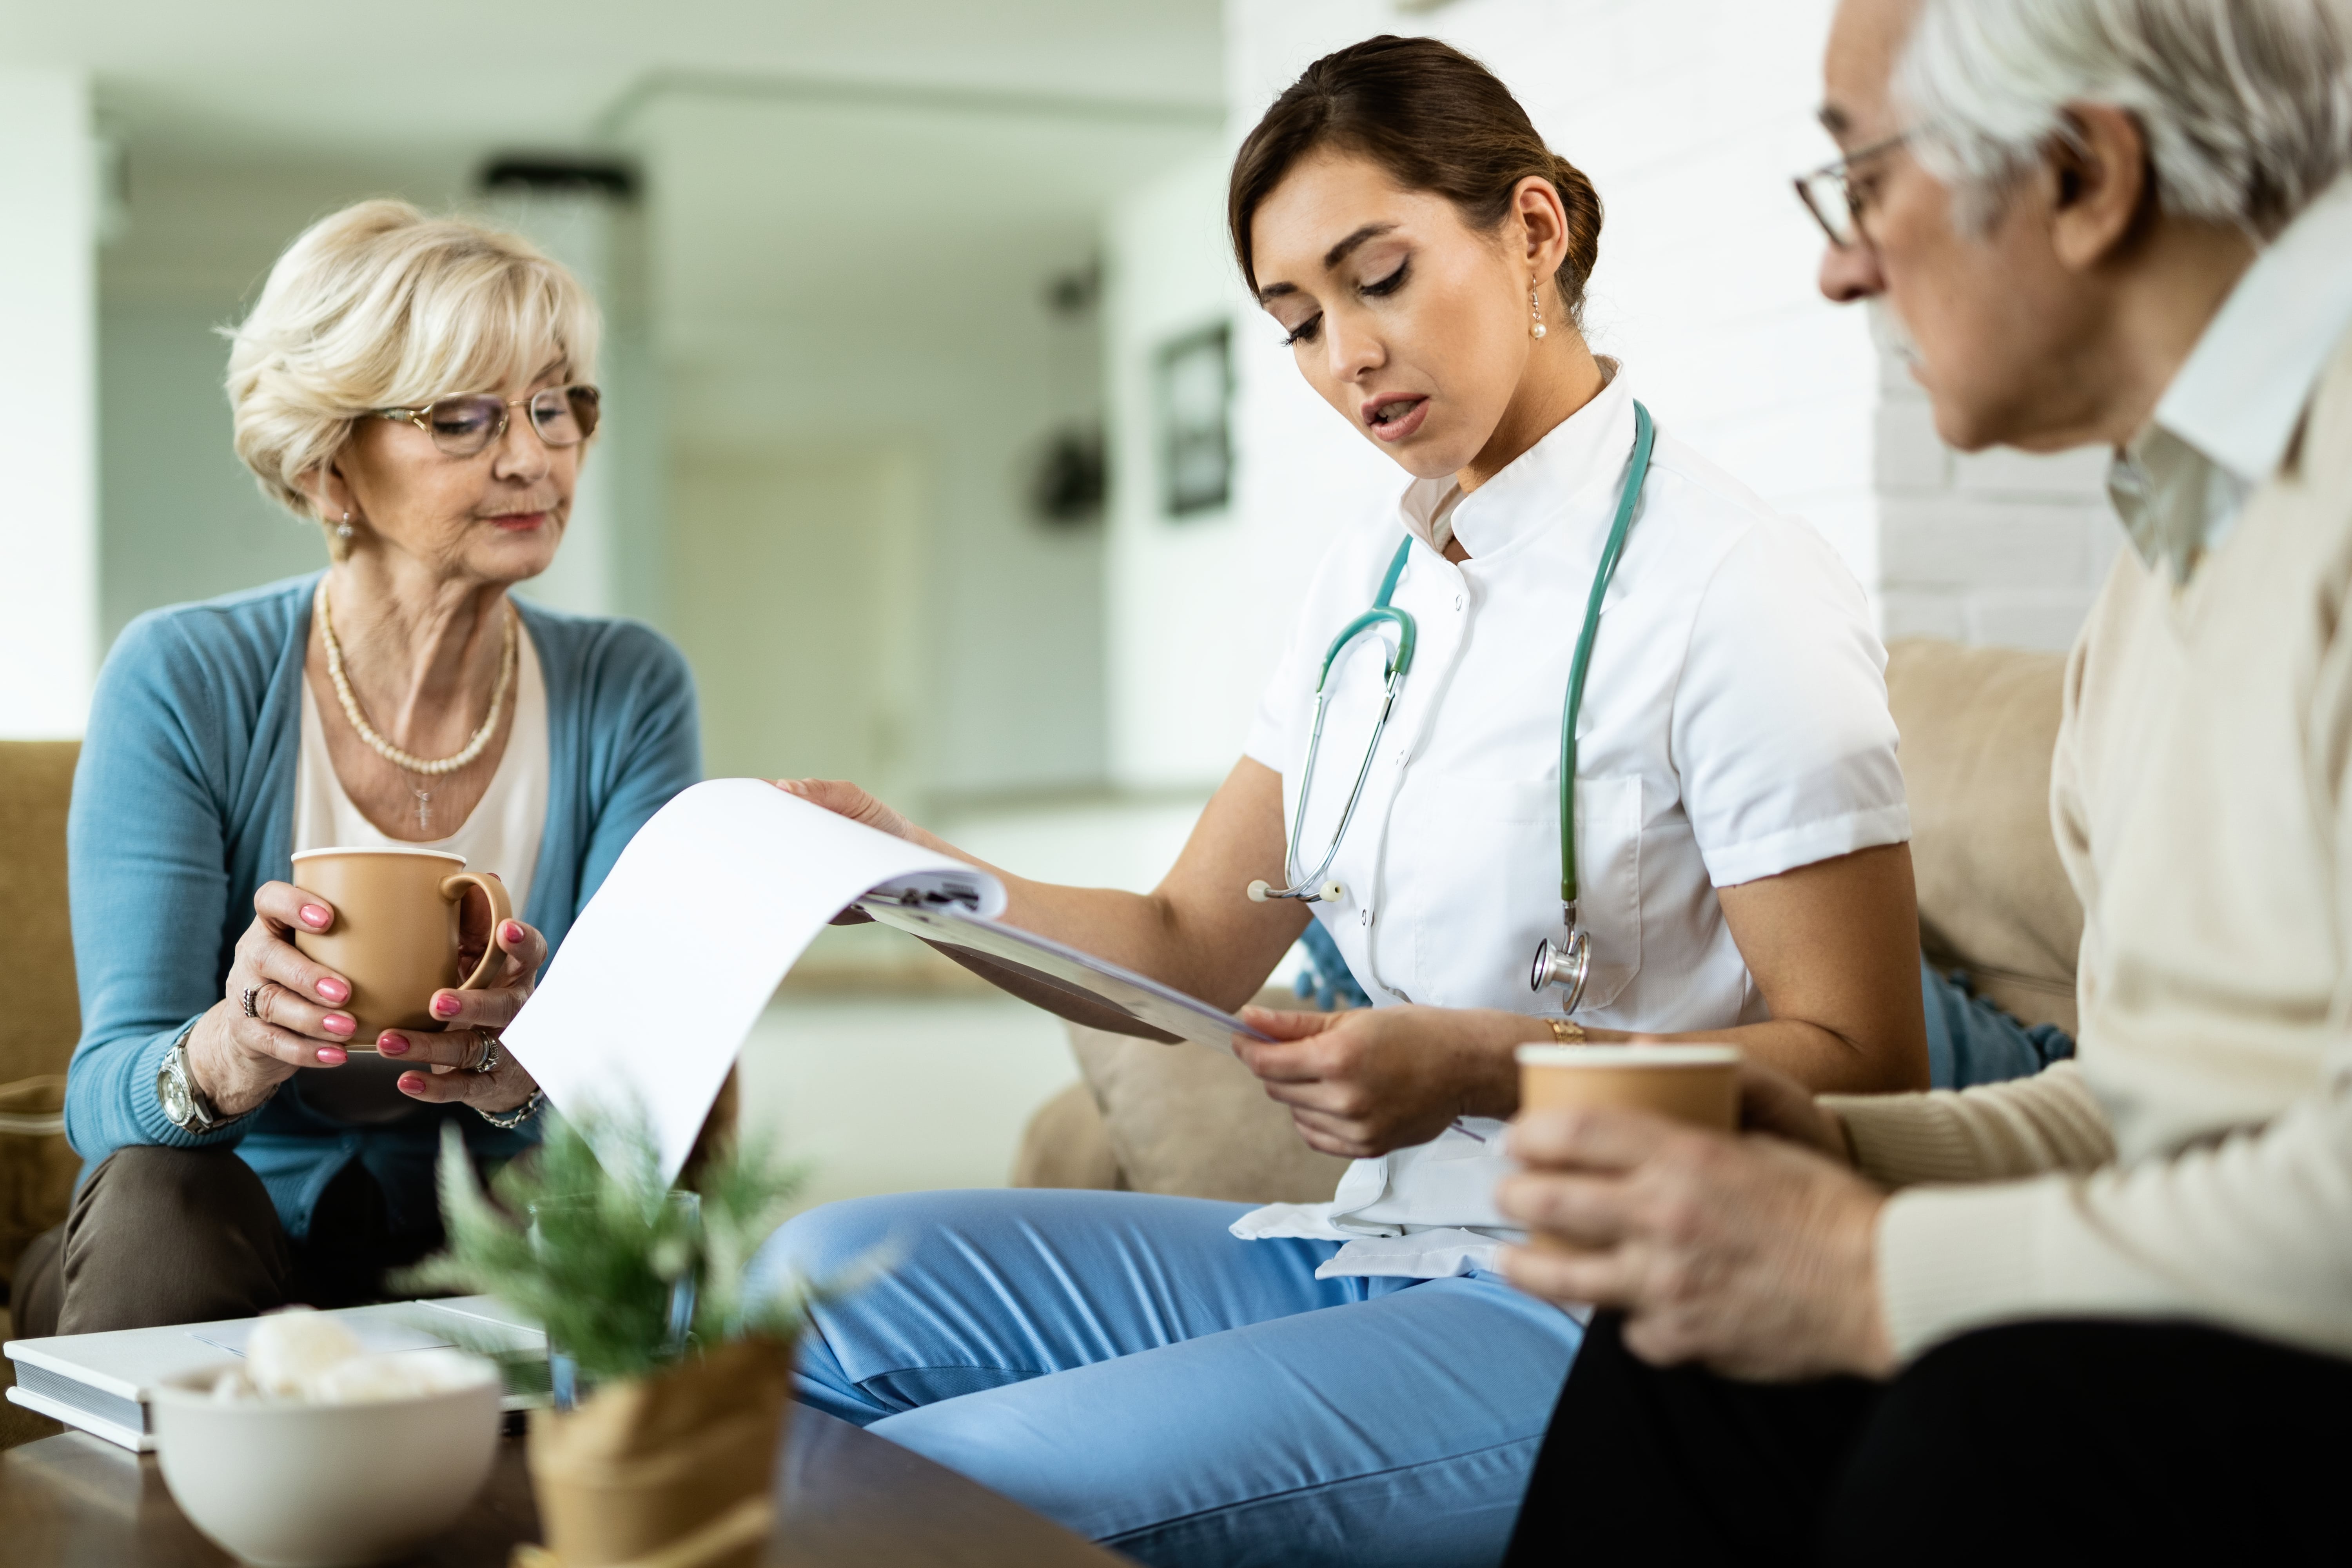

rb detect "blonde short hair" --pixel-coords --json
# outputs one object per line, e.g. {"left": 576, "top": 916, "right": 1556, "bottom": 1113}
{"left": 226, "top": 199, "right": 601, "bottom": 553}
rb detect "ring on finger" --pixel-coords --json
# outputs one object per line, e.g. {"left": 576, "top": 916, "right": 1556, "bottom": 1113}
{"left": 241, "top": 985, "right": 262, "bottom": 1018}
{"left": 469, "top": 1031, "right": 503, "bottom": 1075}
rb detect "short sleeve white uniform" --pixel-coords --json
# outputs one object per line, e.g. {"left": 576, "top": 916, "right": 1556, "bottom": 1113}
{"left": 1230, "top": 374, "right": 1907, "bottom": 1278}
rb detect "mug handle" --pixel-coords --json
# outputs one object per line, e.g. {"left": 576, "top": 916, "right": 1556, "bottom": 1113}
{"left": 440, "top": 873, "right": 517, "bottom": 991}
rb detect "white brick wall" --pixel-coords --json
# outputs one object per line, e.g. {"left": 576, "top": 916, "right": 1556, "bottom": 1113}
{"left": 1873, "top": 331, "right": 2118, "bottom": 650}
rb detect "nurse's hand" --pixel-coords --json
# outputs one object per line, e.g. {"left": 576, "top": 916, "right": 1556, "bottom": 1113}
{"left": 772, "top": 779, "right": 955, "bottom": 926}
{"left": 1233, "top": 1004, "right": 1530, "bottom": 1158}
{"left": 774, "top": 777, "right": 957, "bottom": 848}
{"left": 1493, "top": 1096, "right": 1894, "bottom": 1381}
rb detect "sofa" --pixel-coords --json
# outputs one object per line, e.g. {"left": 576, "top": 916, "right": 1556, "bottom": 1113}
{"left": 1, "top": 740, "right": 83, "bottom": 1444}
{"left": 0, "top": 743, "right": 82, "bottom": 1285}
{"left": 1009, "top": 638, "right": 2081, "bottom": 1201}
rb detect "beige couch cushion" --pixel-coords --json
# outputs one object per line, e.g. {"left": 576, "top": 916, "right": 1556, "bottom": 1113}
{"left": 0, "top": 741, "right": 81, "bottom": 1288}
{"left": 0, "top": 742, "right": 80, "bottom": 1090}
{"left": 1012, "top": 987, "right": 1348, "bottom": 1205}
{"left": 1886, "top": 639, "right": 2080, "bottom": 1033}
{"left": 1009, "top": 1080, "right": 1124, "bottom": 1192}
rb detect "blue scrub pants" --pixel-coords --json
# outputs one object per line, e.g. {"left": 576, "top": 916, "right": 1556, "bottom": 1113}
{"left": 1922, "top": 958, "right": 2075, "bottom": 1088}
{"left": 752, "top": 1188, "right": 1582, "bottom": 1567}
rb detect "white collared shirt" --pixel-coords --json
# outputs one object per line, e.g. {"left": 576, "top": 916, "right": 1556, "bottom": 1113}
{"left": 1231, "top": 374, "right": 1909, "bottom": 1277}
{"left": 2109, "top": 175, "right": 2352, "bottom": 578}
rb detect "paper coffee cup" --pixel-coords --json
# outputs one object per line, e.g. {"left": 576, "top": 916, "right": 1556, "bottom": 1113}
{"left": 1514, "top": 1043, "right": 1743, "bottom": 1132}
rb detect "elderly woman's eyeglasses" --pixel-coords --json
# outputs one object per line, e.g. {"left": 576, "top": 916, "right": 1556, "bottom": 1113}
{"left": 1792, "top": 129, "right": 1915, "bottom": 249}
{"left": 371, "top": 384, "right": 602, "bottom": 458}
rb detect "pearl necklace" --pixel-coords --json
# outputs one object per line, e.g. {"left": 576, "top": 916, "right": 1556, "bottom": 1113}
{"left": 316, "top": 583, "right": 517, "bottom": 799}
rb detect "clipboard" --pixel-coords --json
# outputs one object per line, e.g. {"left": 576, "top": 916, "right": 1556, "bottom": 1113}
{"left": 856, "top": 889, "right": 1273, "bottom": 1054}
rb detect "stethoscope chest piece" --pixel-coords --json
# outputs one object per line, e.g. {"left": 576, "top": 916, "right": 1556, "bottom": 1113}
{"left": 1530, "top": 924, "right": 1591, "bottom": 1012}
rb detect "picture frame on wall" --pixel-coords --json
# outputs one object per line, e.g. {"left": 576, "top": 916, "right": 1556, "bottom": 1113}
{"left": 1154, "top": 321, "right": 1232, "bottom": 519}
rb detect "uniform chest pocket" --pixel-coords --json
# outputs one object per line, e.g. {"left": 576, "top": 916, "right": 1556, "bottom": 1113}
{"left": 1393, "top": 773, "right": 1644, "bottom": 1012}
{"left": 1568, "top": 773, "right": 1644, "bottom": 1013}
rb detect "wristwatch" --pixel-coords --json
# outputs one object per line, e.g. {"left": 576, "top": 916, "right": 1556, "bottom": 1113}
{"left": 156, "top": 1023, "right": 227, "bottom": 1134}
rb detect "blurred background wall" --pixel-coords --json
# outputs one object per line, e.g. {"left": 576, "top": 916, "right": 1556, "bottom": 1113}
{"left": 0, "top": 0, "right": 2115, "bottom": 1206}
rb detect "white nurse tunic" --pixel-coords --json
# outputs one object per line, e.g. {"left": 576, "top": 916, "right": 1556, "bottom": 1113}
{"left": 1230, "top": 373, "right": 1908, "bottom": 1278}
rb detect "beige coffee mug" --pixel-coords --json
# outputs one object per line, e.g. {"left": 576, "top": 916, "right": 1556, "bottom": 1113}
{"left": 1515, "top": 1043, "right": 1744, "bottom": 1132}
{"left": 290, "top": 847, "right": 514, "bottom": 1050}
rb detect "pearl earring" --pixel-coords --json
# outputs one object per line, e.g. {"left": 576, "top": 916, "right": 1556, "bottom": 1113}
{"left": 336, "top": 510, "right": 354, "bottom": 539}
{"left": 1530, "top": 284, "right": 1547, "bottom": 340}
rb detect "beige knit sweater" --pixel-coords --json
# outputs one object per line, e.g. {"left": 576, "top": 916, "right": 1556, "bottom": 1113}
{"left": 1825, "top": 333, "right": 2352, "bottom": 1365}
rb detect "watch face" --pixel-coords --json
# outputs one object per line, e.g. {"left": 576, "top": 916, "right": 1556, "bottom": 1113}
{"left": 159, "top": 1062, "right": 193, "bottom": 1126}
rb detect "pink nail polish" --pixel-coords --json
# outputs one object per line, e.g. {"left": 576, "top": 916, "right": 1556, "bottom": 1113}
{"left": 301, "top": 905, "right": 330, "bottom": 929}
{"left": 323, "top": 1014, "right": 354, "bottom": 1036}
{"left": 378, "top": 1035, "right": 409, "bottom": 1056}
{"left": 432, "top": 994, "right": 460, "bottom": 1018}
{"left": 316, "top": 977, "right": 349, "bottom": 1004}
{"left": 317, "top": 1046, "right": 347, "bottom": 1066}
{"left": 502, "top": 922, "right": 524, "bottom": 945}
{"left": 398, "top": 1073, "right": 425, "bottom": 1095}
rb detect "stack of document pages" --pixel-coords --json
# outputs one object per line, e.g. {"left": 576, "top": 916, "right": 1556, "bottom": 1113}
{"left": 503, "top": 779, "right": 1268, "bottom": 1183}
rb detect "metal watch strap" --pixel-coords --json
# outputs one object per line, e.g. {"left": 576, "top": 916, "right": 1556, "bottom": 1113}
{"left": 162, "top": 1022, "right": 225, "bottom": 1132}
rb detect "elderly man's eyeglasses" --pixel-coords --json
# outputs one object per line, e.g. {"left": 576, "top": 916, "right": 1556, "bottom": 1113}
{"left": 1792, "top": 130, "right": 1915, "bottom": 249}
{"left": 371, "top": 384, "right": 602, "bottom": 458}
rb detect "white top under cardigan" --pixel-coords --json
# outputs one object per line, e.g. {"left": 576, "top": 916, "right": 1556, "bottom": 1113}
{"left": 1230, "top": 374, "right": 1909, "bottom": 1278}
{"left": 293, "top": 619, "right": 551, "bottom": 912}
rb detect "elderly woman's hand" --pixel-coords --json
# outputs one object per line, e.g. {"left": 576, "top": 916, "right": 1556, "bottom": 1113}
{"left": 378, "top": 907, "right": 548, "bottom": 1114}
{"left": 1232, "top": 1004, "right": 1531, "bottom": 1158}
{"left": 187, "top": 881, "right": 365, "bottom": 1118}
{"left": 1493, "top": 1072, "right": 1895, "bottom": 1382}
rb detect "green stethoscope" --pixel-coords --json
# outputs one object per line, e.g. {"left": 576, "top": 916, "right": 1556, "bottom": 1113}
{"left": 1246, "top": 400, "right": 1656, "bottom": 1014}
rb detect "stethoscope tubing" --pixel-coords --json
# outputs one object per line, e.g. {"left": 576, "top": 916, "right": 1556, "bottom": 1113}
{"left": 1556, "top": 400, "right": 1655, "bottom": 907}
{"left": 1254, "top": 399, "right": 1656, "bottom": 932}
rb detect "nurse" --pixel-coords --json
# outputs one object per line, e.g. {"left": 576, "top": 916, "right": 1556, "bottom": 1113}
{"left": 759, "top": 34, "right": 1925, "bottom": 1568}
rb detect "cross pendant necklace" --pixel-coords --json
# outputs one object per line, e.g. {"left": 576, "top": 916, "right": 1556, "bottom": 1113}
{"left": 403, "top": 773, "right": 436, "bottom": 831}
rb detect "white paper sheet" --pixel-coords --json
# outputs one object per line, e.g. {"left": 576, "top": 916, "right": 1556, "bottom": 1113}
{"left": 501, "top": 779, "right": 1005, "bottom": 1183}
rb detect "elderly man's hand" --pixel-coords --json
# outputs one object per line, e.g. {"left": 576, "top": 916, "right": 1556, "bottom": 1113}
{"left": 1495, "top": 1071, "right": 1895, "bottom": 1381}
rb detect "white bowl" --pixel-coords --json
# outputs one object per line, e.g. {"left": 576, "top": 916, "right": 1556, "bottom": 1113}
{"left": 152, "top": 1362, "right": 502, "bottom": 1567}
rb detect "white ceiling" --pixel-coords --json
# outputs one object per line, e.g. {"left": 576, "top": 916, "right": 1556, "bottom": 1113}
{"left": 4, "top": 0, "right": 1225, "bottom": 163}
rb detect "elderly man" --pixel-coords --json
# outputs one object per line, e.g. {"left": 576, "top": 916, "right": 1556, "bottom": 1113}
{"left": 1495, "top": 0, "right": 2352, "bottom": 1561}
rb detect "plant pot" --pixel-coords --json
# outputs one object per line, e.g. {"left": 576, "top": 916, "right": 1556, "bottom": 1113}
{"left": 525, "top": 1336, "right": 794, "bottom": 1568}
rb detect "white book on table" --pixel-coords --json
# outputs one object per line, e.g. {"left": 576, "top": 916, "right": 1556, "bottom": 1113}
{"left": 3, "top": 1296, "right": 545, "bottom": 1452}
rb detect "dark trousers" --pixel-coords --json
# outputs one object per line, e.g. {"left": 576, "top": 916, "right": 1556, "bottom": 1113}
{"left": 1504, "top": 1311, "right": 2352, "bottom": 1566}
{"left": 11, "top": 1145, "right": 443, "bottom": 1339}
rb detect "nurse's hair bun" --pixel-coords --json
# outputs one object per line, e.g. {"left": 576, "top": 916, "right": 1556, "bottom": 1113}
{"left": 1228, "top": 34, "right": 1604, "bottom": 324}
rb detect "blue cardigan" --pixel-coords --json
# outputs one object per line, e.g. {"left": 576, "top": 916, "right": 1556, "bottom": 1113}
{"left": 64, "top": 573, "right": 701, "bottom": 1240}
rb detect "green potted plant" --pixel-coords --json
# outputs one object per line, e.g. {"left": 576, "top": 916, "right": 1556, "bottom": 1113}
{"left": 404, "top": 1115, "right": 824, "bottom": 1568}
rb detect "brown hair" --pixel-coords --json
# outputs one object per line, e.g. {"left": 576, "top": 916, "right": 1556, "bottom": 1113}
{"left": 1228, "top": 35, "right": 1602, "bottom": 322}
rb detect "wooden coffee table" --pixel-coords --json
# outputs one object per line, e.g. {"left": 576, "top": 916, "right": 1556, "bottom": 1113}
{"left": 0, "top": 1407, "right": 1128, "bottom": 1566}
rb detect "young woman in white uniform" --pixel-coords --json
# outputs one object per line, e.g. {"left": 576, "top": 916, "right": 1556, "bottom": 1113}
{"left": 753, "top": 36, "right": 1926, "bottom": 1568}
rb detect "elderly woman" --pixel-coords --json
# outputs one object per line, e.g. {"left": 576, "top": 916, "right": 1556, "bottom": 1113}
{"left": 11, "top": 200, "right": 699, "bottom": 1337}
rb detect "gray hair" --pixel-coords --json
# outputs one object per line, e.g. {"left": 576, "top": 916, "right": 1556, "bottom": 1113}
{"left": 227, "top": 200, "right": 600, "bottom": 559}
{"left": 1894, "top": 0, "right": 2352, "bottom": 238}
